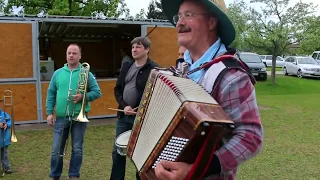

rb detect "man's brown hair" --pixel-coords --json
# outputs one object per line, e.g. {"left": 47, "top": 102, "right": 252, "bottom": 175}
{"left": 68, "top": 43, "right": 82, "bottom": 54}
{"left": 131, "top": 36, "right": 151, "bottom": 49}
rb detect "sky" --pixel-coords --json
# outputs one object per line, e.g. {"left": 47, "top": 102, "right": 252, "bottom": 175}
{"left": 125, "top": 0, "right": 320, "bottom": 16}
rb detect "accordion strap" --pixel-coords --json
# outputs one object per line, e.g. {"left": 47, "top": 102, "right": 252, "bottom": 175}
{"left": 185, "top": 127, "right": 223, "bottom": 180}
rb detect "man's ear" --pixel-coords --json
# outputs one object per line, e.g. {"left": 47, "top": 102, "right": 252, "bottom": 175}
{"left": 208, "top": 16, "right": 218, "bottom": 31}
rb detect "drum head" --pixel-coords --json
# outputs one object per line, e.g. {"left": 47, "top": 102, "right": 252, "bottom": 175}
{"left": 116, "top": 130, "right": 132, "bottom": 147}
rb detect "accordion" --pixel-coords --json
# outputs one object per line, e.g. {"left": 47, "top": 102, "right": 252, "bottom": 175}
{"left": 127, "top": 68, "right": 235, "bottom": 179}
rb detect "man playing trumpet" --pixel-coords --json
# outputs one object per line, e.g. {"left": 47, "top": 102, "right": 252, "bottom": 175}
{"left": 46, "top": 44, "right": 102, "bottom": 180}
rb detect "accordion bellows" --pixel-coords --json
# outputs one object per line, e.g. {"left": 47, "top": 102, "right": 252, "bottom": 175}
{"left": 127, "top": 69, "right": 234, "bottom": 179}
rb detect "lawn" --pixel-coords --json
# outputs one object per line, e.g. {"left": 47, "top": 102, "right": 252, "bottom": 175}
{"left": 266, "top": 67, "right": 283, "bottom": 71}
{"left": 3, "top": 75, "right": 320, "bottom": 180}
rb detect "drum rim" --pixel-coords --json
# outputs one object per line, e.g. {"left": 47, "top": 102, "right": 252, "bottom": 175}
{"left": 115, "top": 130, "right": 132, "bottom": 146}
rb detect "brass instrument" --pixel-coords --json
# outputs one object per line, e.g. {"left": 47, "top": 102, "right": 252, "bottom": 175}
{"left": 0, "top": 90, "right": 18, "bottom": 177}
{"left": 57, "top": 62, "right": 91, "bottom": 157}
{"left": 76, "top": 62, "right": 90, "bottom": 123}
{"left": 3, "top": 90, "right": 18, "bottom": 143}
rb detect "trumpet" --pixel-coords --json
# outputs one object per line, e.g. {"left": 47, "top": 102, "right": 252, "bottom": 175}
{"left": 0, "top": 90, "right": 18, "bottom": 177}
{"left": 57, "top": 62, "right": 90, "bottom": 157}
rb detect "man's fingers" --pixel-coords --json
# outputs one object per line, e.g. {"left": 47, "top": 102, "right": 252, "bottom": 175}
{"left": 160, "top": 160, "right": 179, "bottom": 170}
{"left": 155, "top": 163, "right": 175, "bottom": 180}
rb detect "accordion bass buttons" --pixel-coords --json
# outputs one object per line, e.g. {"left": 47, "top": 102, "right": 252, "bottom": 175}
{"left": 152, "top": 136, "right": 190, "bottom": 169}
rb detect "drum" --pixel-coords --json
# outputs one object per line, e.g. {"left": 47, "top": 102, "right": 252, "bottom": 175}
{"left": 115, "top": 130, "right": 132, "bottom": 156}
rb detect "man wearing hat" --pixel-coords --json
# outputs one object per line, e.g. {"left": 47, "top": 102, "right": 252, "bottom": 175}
{"left": 154, "top": 0, "right": 263, "bottom": 179}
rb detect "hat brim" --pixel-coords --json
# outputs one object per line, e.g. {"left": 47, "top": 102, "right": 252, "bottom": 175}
{"left": 161, "top": 0, "right": 235, "bottom": 46}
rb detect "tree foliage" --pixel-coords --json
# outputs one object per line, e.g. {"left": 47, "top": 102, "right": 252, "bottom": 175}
{"left": 227, "top": 0, "right": 318, "bottom": 84}
{"left": 135, "top": 8, "right": 146, "bottom": 19}
{"left": 295, "top": 16, "right": 320, "bottom": 54}
{"left": 145, "top": 0, "right": 165, "bottom": 19}
{"left": 131, "top": 0, "right": 166, "bottom": 20}
{"left": 3, "top": 0, "right": 130, "bottom": 17}
{"left": 0, "top": 0, "right": 5, "bottom": 13}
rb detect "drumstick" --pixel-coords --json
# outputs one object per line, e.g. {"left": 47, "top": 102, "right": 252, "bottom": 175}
{"left": 108, "top": 108, "right": 137, "bottom": 114}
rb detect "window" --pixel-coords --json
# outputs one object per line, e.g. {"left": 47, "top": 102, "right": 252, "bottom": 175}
{"left": 285, "top": 57, "right": 292, "bottom": 62}
{"left": 312, "top": 53, "right": 318, "bottom": 59}
{"left": 239, "top": 53, "right": 263, "bottom": 63}
{"left": 276, "top": 56, "right": 283, "bottom": 61}
{"left": 266, "top": 55, "right": 272, "bottom": 60}
{"left": 292, "top": 58, "right": 297, "bottom": 63}
{"left": 297, "top": 57, "right": 318, "bottom": 64}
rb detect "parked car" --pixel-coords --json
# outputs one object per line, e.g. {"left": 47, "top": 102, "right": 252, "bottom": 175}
{"left": 259, "top": 55, "right": 285, "bottom": 67}
{"left": 282, "top": 56, "right": 320, "bottom": 78}
{"left": 238, "top": 52, "right": 267, "bottom": 81}
{"left": 311, "top": 51, "right": 320, "bottom": 64}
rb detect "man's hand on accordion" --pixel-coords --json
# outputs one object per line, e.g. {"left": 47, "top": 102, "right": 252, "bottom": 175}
{"left": 154, "top": 160, "right": 193, "bottom": 180}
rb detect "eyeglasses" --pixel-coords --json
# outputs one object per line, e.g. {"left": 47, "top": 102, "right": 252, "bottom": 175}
{"left": 173, "top": 12, "right": 208, "bottom": 24}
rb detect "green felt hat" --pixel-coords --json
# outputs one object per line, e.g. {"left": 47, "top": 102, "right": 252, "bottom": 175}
{"left": 161, "top": 0, "right": 235, "bottom": 46}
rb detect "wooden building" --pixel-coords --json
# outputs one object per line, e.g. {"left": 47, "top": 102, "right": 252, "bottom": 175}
{"left": 0, "top": 15, "right": 179, "bottom": 124}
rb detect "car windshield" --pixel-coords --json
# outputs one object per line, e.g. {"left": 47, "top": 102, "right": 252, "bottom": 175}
{"left": 297, "top": 57, "right": 318, "bottom": 64}
{"left": 239, "top": 53, "right": 262, "bottom": 63}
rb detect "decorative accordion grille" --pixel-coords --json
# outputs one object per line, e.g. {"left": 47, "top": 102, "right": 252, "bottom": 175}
{"left": 131, "top": 73, "right": 217, "bottom": 171}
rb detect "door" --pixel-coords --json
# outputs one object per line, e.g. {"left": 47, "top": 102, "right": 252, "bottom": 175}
{"left": 291, "top": 58, "right": 299, "bottom": 74}
{"left": 0, "top": 20, "right": 42, "bottom": 123}
{"left": 286, "top": 57, "right": 294, "bottom": 73}
{"left": 141, "top": 25, "right": 179, "bottom": 68}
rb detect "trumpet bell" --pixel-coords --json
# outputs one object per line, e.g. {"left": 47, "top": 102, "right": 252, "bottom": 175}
{"left": 11, "top": 134, "right": 17, "bottom": 143}
{"left": 76, "top": 115, "right": 89, "bottom": 122}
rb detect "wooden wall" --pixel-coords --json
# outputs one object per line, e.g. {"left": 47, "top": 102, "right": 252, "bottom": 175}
{"left": 41, "top": 80, "right": 118, "bottom": 119}
{"left": 0, "top": 84, "right": 38, "bottom": 121}
{"left": 90, "top": 80, "right": 118, "bottom": 116}
{"left": 0, "top": 23, "right": 34, "bottom": 78}
{"left": 146, "top": 27, "right": 179, "bottom": 68}
{"left": 41, "top": 82, "right": 51, "bottom": 119}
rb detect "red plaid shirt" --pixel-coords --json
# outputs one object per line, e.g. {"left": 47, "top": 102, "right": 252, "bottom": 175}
{"left": 204, "top": 69, "right": 264, "bottom": 180}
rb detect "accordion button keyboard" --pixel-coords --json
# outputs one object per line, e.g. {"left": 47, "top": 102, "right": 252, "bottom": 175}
{"left": 152, "top": 136, "right": 190, "bottom": 169}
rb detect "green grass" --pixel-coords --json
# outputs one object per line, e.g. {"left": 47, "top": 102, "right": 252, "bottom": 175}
{"left": 3, "top": 75, "right": 320, "bottom": 180}
{"left": 266, "top": 67, "right": 283, "bottom": 71}
{"left": 238, "top": 75, "right": 320, "bottom": 180}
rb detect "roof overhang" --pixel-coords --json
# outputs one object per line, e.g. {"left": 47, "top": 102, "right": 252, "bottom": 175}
{"left": 0, "top": 14, "right": 174, "bottom": 39}
{"left": 39, "top": 21, "right": 140, "bottom": 39}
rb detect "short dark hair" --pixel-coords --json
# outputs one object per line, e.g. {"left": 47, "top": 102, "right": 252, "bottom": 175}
{"left": 68, "top": 43, "right": 82, "bottom": 54}
{"left": 131, "top": 37, "right": 151, "bottom": 49}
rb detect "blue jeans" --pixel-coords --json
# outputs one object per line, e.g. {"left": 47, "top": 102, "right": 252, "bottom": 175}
{"left": 1, "top": 146, "right": 10, "bottom": 170}
{"left": 110, "top": 115, "right": 140, "bottom": 180}
{"left": 50, "top": 118, "right": 87, "bottom": 178}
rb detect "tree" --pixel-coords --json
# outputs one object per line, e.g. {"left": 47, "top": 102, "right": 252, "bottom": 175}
{"left": 0, "top": 0, "right": 5, "bottom": 13}
{"left": 295, "top": 16, "right": 320, "bottom": 55}
{"left": 146, "top": 0, "right": 166, "bottom": 19}
{"left": 228, "top": 0, "right": 317, "bottom": 85}
{"left": 135, "top": 8, "right": 146, "bottom": 19}
{"left": 3, "top": 0, "right": 130, "bottom": 18}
